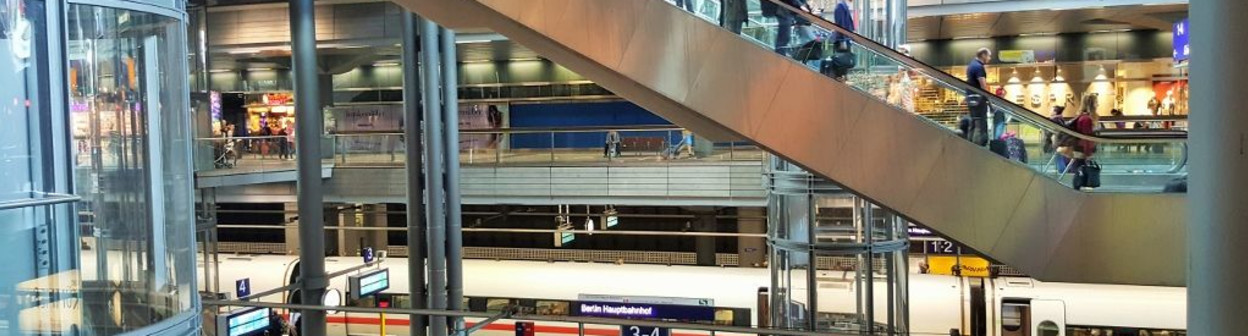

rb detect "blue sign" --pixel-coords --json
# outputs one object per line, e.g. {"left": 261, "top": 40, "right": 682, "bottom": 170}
{"left": 575, "top": 301, "right": 716, "bottom": 322}
{"left": 235, "top": 278, "right": 250, "bottom": 299}
{"left": 363, "top": 247, "right": 375, "bottom": 263}
{"left": 621, "top": 326, "right": 669, "bottom": 336}
{"left": 1173, "top": 18, "right": 1190, "bottom": 62}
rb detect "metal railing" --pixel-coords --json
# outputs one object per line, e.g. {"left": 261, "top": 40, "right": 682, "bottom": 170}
{"left": 194, "top": 126, "right": 767, "bottom": 174}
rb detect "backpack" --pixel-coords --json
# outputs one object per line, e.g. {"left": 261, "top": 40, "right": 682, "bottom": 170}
{"left": 1006, "top": 137, "right": 1028, "bottom": 163}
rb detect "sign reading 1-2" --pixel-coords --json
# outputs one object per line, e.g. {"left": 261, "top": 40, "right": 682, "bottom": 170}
{"left": 236, "top": 278, "right": 250, "bottom": 299}
{"left": 621, "top": 326, "right": 669, "bottom": 336}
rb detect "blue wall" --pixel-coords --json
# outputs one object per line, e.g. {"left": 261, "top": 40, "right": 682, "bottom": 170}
{"left": 509, "top": 101, "right": 680, "bottom": 149}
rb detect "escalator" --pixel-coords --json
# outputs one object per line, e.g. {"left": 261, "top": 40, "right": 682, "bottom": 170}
{"left": 398, "top": 0, "right": 1187, "bottom": 286}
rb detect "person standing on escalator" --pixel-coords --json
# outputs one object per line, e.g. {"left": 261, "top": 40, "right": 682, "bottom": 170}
{"left": 1069, "top": 94, "right": 1099, "bottom": 190}
{"left": 965, "top": 48, "right": 993, "bottom": 146}
{"left": 763, "top": 0, "right": 812, "bottom": 56}
{"left": 675, "top": 0, "right": 694, "bottom": 12}
{"left": 720, "top": 0, "right": 747, "bottom": 34}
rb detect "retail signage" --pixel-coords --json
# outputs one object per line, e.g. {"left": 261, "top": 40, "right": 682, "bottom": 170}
{"left": 216, "top": 307, "right": 271, "bottom": 336}
{"left": 1173, "top": 18, "right": 1190, "bottom": 62}
{"left": 574, "top": 301, "right": 715, "bottom": 322}
{"left": 578, "top": 294, "right": 713, "bottom": 307}
{"left": 349, "top": 268, "right": 390, "bottom": 300}
{"left": 621, "top": 325, "right": 670, "bottom": 336}
{"left": 998, "top": 50, "right": 1036, "bottom": 64}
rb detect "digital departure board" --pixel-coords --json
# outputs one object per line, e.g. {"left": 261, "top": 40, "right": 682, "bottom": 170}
{"left": 216, "top": 307, "right": 271, "bottom": 336}
{"left": 349, "top": 268, "right": 390, "bottom": 300}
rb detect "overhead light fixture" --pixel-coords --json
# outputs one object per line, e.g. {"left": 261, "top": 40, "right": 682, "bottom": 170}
{"left": 508, "top": 57, "right": 542, "bottom": 62}
{"left": 1093, "top": 66, "right": 1110, "bottom": 82}
{"left": 460, "top": 59, "right": 493, "bottom": 64}
{"left": 457, "top": 39, "right": 492, "bottom": 44}
{"left": 373, "top": 61, "right": 400, "bottom": 67}
{"left": 1018, "top": 32, "right": 1058, "bottom": 37}
{"left": 208, "top": 69, "right": 232, "bottom": 73}
{"left": 1052, "top": 68, "right": 1066, "bottom": 83}
{"left": 247, "top": 67, "right": 274, "bottom": 71}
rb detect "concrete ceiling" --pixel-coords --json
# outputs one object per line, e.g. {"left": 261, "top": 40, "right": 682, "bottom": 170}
{"left": 908, "top": 4, "right": 1188, "bottom": 41}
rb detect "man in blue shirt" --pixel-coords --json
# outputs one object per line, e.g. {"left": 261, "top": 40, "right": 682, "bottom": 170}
{"left": 965, "top": 48, "right": 992, "bottom": 146}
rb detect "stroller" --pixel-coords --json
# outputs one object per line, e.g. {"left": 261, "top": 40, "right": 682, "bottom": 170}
{"left": 214, "top": 138, "right": 238, "bottom": 168}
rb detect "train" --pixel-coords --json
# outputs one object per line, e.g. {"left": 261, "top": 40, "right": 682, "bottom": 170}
{"left": 202, "top": 255, "right": 1187, "bottom": 336}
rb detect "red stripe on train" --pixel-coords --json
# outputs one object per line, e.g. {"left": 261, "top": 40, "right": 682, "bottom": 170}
{"left": 324, "top": 316, "right": 708, "bottom": 336}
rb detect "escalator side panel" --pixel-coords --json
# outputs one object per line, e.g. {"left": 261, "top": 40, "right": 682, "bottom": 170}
{"left": 396, "top": 0, "right": 1187, "bottom": 286}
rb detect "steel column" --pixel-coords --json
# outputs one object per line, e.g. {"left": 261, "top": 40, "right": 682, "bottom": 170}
{"left": 420, "top": 17, "right": 449, "bottom": 336}
{"left": 440, "top": 26, "right": 466, "bottom": 330}
{"left": 403, "top": 11, "right": 429, "bottom": 336}
{"left": 1190, "top": 0, "right": 1248, "bottom": 334}
{"left": 290, "top": 0, "right": 326, "bottom": 335}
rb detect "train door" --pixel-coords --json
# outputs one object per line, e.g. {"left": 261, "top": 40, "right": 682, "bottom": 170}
{"left": 1029, "top": 300, "right": 1066, "bottom": 336}
{"left": 1000, "top": 299, "right": 1031, "bottom": 336}
{"left": 999, "top": 299, "right": 1066, "bottom": 336}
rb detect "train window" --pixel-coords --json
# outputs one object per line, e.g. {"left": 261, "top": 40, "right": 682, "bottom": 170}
{"left": 536, "top": 301, "right": 569, "bottom": 316}
{"left": 714, "top": 309, "right": 734, "bottom": 325}
{"left": 1001, "top": 303, "right": 1025, "bottom": 332}
{"left": 486, "top": 298, "right": 514, "bottom": 313}
{"left": 1037, "top": 321, "right": 1059, "bottom": 336}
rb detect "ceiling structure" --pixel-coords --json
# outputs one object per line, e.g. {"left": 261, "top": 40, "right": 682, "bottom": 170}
{"left": 202, "top": 1, "right": 1186, "bottom": 71}
{"left": 907, "top": 4, "right": 1189, "bottom": 41}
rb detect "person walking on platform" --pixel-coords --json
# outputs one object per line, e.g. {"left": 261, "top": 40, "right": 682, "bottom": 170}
{"left": 604, "top": 130, "right": 622, "bottom": 159}
{"left": 720, "top": 0, "right": 747, "bottom": 34}
{"left": 964, "top": 48, "right": 993, "bottom": 146}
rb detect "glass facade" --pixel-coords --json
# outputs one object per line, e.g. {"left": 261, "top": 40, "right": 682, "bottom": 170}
{"left": 0, "top": 0, "right": 196, "bottom": 335}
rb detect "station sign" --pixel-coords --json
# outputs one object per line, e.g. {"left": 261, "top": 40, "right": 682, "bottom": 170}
{"left": 235, "top": 278, "right": 250, "bottom": 299}
{"left": 1173, "top": 18, "right": 1190, "bottom": 62}
{"left": 574, "top": 301, "right": 715, "bottom": 322}
{"left": 363, "top": 247, "right": 375, "bottom": 264}
{"left": 621, "top": 325, "right": 670, "bottom": 336}
{"left": 349, "top": 268, "right": 390, "bottom": 300}
{"left": 216, "top": 307, "right": 271, "bottom": 336}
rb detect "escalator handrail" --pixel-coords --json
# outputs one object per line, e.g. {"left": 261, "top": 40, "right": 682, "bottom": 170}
{"left": 760, "top": 0, "right": 1186, "bottom": 145}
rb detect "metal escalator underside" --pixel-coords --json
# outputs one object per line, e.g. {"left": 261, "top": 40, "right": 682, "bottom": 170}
{"left": 398, "top": 0, "right": 1185, "bottom": 286}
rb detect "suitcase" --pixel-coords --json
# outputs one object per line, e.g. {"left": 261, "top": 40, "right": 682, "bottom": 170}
{"left": 988, "top": 139, "right": 1008, "bottom": 158}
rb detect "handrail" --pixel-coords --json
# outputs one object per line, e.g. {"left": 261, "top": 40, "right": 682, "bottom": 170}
{"left": 760, "top": 0, "right": 1185, "bottom": 144}
{"left": 336, "top": 125, "right": 685, "bottom": 136}
{"left": 0, "top": 192, "right": 81, "bottom": 211}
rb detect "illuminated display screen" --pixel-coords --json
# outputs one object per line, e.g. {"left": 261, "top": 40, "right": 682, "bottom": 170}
{"left": 351, "top": 268, "right": 390, "bottom": 299}
{"left": 225, "top": 307, "right": 271, "bottom": 336}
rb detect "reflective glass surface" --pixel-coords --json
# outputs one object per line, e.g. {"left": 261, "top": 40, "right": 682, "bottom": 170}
{"left": 68, "top": 4, "right": 196, "bottom": 334}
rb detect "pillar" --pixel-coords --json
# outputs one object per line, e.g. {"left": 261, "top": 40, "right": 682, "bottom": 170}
{"left": 284, "top": 202, "right": 300, "bottom": 254}
{"left": 402, "top": 11, "right": 429, "bottom": 336}
{"left": 737, "top": 207, "right": 767, "bottom": 267}
{"left": 1189, "top": 1, "right": 1248, "bottom": 334}
{"left": 693, "top": 210, "right": 717, "bottom": 266}
{"left": 290, "top": 0, "right": 327, "bottom": 333}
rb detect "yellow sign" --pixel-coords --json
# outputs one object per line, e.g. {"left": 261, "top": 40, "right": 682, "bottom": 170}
{"left": 999, "top": 50, "right": 1036, "bottom": 63}
{"left": 926, "top": 256, "right": 992, "bottom": 277}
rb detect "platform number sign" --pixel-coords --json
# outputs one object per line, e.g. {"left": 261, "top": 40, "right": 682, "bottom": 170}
{"left": 363, "top": 247, "right": 375, "bottom": 263}
{"left": 622, "top": 326, "right": 669, "bottom": 336}
{"left": 235, "top": 278, "right": 250, "bottom": 299}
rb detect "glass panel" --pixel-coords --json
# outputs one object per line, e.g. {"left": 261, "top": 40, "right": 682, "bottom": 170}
{"left": 68, "top": 4, "right": 195, "bottom": 334}
{"left": 667, "top": 0, "right": 1187, "bottom": 193}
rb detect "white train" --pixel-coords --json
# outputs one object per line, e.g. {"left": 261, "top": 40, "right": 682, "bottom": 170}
{"left": 202, "top": 255, "right": 1186, "bottom": 336}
